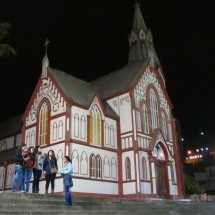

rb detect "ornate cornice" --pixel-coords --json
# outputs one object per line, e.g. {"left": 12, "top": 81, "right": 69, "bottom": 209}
{"left": 134, "top": 67, "right": 170, "bottom": 116}
{"left": 26, "top": 78, "right": 66, "bottom": 126}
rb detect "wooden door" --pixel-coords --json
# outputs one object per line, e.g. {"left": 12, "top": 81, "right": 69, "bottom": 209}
{"left": 155, "top": 161, "right": 169, "bottom": 198}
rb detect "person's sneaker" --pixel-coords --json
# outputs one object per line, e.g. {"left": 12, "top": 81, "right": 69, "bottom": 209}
{"left": 20, "top": 190, "right": 25, "bottom": 193}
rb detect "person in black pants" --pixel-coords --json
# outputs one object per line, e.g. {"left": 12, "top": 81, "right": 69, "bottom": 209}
{"left": 43, "top": 149, "right": 58, "bottom": 194}
{"left": 32, "top": 146, "right": 44, "bottom": 193}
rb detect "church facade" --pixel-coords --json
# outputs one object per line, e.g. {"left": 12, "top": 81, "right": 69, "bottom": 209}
{"left": 0, "top": 3, "right": 185, "bottom": 199}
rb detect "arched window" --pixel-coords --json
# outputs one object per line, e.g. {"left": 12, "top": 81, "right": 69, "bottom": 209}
{"left": 149, "top": 89, "right": 159, "bottom": 132}
{"left": 168, "top": 123, "right": 173, "bottom": 141}
{"left": 142, "top": 104, "right": 149, "bottom": 134}
{"left": 58, "top": 120, "right": 63, "bottom": 139}
{"left": 80, "top": 115, "right": 86, "bottom": 139}
{"left": 90, "top": 105, "right": 101, "bottom": 146}
{"left": 90, "top": 154, "right": 96, "bottom": 177}
{"left": 111, "top": 157, "right": 117, "bottom": 179}
{"left": 110, "top": 125, "right": 115, "bottom": 147}
{"left": 105, "top": 123, "right": 109, "bottom": 146}
{"left": 39, "top": 102, "right": 49, "bottom": 146}
{"left": 96, "top": 155, "right": 102, "bottom": 178}
{"left": 53, "top": 122, "right": 57, "bottom": 140}
{"left": 142, "top": 157, "right": 147, "bottom": 180}
{"left": 90, "top": 154, "right": 102, "bottom": 179}
{"left": 125, "top": 157, "right": 131, "bottom": 181}
{"left": 31, "top": 130, "right": 35, "bottom": 146}
{"left": 161, "top": 112, "right": 167, "bottom": 139}
{"left": 26, "top": 132, "right": 30, "bottom": 145}
{"left": 171, "top": 164, "right": 175, "bottom": 183}
{"left": 74, "top": 113, "right": 79, "bottom": 138}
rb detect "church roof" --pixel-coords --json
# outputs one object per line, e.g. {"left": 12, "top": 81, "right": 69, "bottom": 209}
{"left": 48, "top": 67, "right": 118, "bottom": 118}
{"left": 49, "top": 67, "right": 98, "bottom": 107}
{"left": 91, "top": 59, "right": 148, "bottom": 99}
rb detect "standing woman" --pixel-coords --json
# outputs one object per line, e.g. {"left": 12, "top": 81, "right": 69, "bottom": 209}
{"left": 61, "top": 156, "right": 73, "bottom": 206}
{"left": 11, "top": 143, "right": 27, "bottom": 192}
{"left": 32, "top": 146, "right": 44, "bottom": 193}
{"left": 43, "top": 150, "right": 58, "bottom": 194}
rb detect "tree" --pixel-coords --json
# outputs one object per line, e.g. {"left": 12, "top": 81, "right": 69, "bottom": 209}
{"left": 184, "top": 174, "right": 205, "bottom": 195}
{"left": 0, "top": 22, "right": 16, "bottom": 57}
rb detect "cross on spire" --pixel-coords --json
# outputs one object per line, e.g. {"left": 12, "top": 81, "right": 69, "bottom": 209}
{"left": 44, "top": 38, "right": 50, "bottom": 55}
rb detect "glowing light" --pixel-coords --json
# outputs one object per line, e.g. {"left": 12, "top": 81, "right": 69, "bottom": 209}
{"left": 187, "top": 150, "right": 192, "bottom": 155}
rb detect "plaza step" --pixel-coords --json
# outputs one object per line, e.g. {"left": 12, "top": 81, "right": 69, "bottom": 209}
{"left": 1, "top": 191, "right": 215, "bottom": 215}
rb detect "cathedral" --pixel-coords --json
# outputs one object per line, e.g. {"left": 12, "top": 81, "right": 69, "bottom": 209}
{"left": 0, "top": 2, "right": 185, "bottom": 199}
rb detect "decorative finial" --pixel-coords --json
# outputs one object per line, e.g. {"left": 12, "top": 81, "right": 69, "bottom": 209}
{"left": 44, "top": 38, "right": 50, "bottom": 55}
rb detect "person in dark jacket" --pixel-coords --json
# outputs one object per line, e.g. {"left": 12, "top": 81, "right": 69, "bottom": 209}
{"left": 43, "top": 149, "right": 58, "bottom": 194}
{"left": 32, "top": 146, "right": 44, "bottom": 193}
{"left": 11, "top": 143, "right": 27, "bottom": 192}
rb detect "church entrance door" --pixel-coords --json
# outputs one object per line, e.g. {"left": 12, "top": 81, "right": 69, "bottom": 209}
{"left": 155, "top": 161, "right": 169, "bottom": 198}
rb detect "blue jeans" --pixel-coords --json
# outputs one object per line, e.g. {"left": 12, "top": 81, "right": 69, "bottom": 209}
{"left": 11, "top": 165, "right": 24, "bottom": 191}
{"left": 23, "top": 168, "right": 33, "bottom": 192}
{"left": 63, "top": 176, "right": 72, "bottom": 205}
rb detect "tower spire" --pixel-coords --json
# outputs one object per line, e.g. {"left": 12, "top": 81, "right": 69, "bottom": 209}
{"left": 128, "top": 2, "right": 148, "bottom": 64}
{"left": 128, "top": 2, "right": 165, "bottom": 83}
{"left": 41, "top": 38, "right": 50, "bottom": 78}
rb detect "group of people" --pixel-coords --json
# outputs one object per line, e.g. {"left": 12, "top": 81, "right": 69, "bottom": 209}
{"left": 11, "top": 143, "right": 73, "bottom": 206}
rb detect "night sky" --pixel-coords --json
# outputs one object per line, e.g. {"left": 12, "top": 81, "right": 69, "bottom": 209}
{"left": 0, "top": 0, "right": 215, "bottom": 150}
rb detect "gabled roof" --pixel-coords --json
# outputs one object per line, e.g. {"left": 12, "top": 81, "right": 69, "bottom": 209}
{"left": 48, "top": 67, "right": 118, "bottom": 119}
{"left": 0, "top": 114, "right": 22, "bottom": 139}
{"left": 91, "top": 60, "right": 148, "bottom": 99}
{"left": 49, "top": 67, "right": 98, "bottom": 107}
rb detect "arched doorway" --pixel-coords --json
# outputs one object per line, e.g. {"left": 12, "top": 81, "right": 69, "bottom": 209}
{"left": 153, "top": 143, "right": 169, "bottom": 198}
